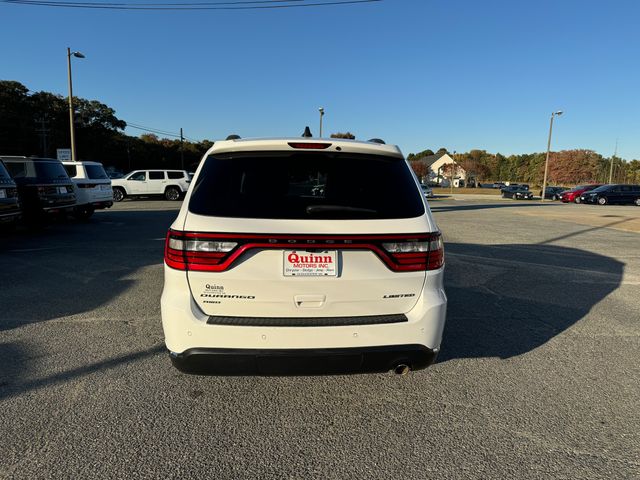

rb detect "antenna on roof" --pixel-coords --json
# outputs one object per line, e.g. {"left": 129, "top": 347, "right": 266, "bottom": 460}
{"left": 368, "top": 138, "right": 386, "bottom": 144}
{"left": 302, "top": 126, "right": 313, "bottom": 138}
{"left": 226, "top": 134, "right": 241, "bottom": 140}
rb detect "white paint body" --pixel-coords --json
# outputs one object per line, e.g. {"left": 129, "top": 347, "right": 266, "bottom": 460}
{"left": 161, "top": 138, "right": 447, "bottom": 355}
{"left": 111, "top": 169, "right": 191, "bottom": 196}
{"left": 62, "top": 161, "right": 113, "bottom": 206}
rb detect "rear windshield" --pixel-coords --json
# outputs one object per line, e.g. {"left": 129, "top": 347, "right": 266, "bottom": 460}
{"left": 4, "top": 160, "right": 69, "bottom": 180}
{"left": 86, "top": 164, "right": 109, "bottom": 179}
{"left": 189, "top": 152, "right": 425, "bottom": 220}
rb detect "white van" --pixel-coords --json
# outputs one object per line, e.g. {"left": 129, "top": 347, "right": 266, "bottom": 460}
{"left": 161, "top": 136, "right": 447, "bottom": 375}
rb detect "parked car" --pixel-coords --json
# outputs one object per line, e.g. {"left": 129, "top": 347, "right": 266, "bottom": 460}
{"left": 581, "top": 184, "right": 640, "bottom": 206}
{"left": 62, "top": 161, "right": 113, "bottom": 220}
{"left": 560, "top": 184, "right": 603, "bottom": 203}
{"left": 0, "top": 159, "right": 21, "bottom": 225}
{"left": 501, "top": 185, "right": 534, "bottom": 200}
{"left": 539, "top": 186, "right": 566, "bottom": 200}
{"left": 0, "top": 156, "right": 76, "bottom": 222}
{"left": 421, "top": 184, "right": 434, "bottom": 198}
{"left": 111, "top": 169, "right": 191, "bottom": 202}
{"left": 161, "top": 135, "right": 447, "bottom": 375}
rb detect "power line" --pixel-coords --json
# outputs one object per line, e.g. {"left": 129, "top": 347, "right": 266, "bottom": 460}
{"left": 126, "top": 123, "right": 182, "bottom": 138}
{"left": 7, "top": 0, "right": 304, "bottom": 4}
{"left": 3, "top": 0, "right": 380, "bottom": 10}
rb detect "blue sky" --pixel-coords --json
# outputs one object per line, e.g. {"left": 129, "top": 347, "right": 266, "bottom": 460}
{"left": 2, "top": 0, "right": 640, "bottom": 159}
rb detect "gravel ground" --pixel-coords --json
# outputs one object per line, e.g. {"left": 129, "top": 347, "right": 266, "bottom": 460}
{"left": 0, "top": 199, "right": 638, "bottom": 479}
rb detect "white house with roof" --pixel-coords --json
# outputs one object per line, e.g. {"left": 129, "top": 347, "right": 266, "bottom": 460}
{"left": 417, "top": 152, "right": 468, "bottom": 187}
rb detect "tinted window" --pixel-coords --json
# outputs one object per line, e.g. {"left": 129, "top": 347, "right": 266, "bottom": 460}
{"left": 4, "top": 160, "right": 69, "bottom": 180}
{"left": 168, "top": 171, "right": 184, "bottom": 179}
{"left": 86, "top": 164, "right": 108, "bottom": 179}
{"left": 149, "top": 171, "right": 165, "bottom": 180}
{"left": 129, "top": 171, "right": 146, "bottom": 181}
{"left": 189, "top": 152, "right": 425, "bottom": 220}
{"left": 64, "top": 165, "right": 78, "bottom": 177}
{"left": 589, "top": 185, "right": 611, "bottom": 193}
{"left": 620, "top": 185, "right": 632, "bottom": 192}
{"left": 0, "top": 161, "right": 10, "bottom": 179}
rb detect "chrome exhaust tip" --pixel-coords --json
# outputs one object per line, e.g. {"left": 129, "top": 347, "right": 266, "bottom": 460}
{"left": 394, "top": 364, "right": 411, "bottom": 376}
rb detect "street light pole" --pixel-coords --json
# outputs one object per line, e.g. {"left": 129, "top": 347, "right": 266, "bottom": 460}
{"left": 541, "top": 110, "right": 563, "bottom": 202}
{"left": 318, "top": 107, "right": 324, "bottom": 137}
{"left": 67, "top": 47, "right": 85, "bottom": 162}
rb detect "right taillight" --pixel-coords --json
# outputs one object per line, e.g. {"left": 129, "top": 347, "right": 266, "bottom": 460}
{"left": 381, "top": 234, "right": 444, "bottom": 271}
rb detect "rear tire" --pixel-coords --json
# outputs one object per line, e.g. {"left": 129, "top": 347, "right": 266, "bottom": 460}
{"left": 165, "top": 187, "right": 181, "bottom": 201}
{"left": 113, "top": 187, "right": 125, "bottom": 202}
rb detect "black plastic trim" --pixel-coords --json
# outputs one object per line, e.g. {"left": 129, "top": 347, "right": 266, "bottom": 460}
{"left": 207, "top": 313, "right": 408, "bottom": 327}
{"left": 169, "top": 344, "right": 437, "bottom": 376}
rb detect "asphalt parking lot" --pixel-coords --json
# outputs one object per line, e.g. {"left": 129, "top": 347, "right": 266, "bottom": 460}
{"left": 1, "top": 199, "right": 639, "bottom": 479}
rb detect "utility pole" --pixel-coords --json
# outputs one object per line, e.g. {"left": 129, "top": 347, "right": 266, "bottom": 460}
{"left": 67, "top": 48, "right": 85, "bottom": 161}
{"left": 608, "top": 139, "right": 617, "bottom": 184}
{"left": 541, "top": 111, "right": 563, "bottom": 202}
{"left": 180, "top": 128, "right": 185, "bottom": 170}
{"left": 35, "top": 115, "right": 50, "bottom": 157}
{"left": 318, "top": 107, "right": 324, "bottom": 137}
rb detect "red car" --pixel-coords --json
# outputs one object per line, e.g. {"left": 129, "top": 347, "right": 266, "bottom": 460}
{"left": 561, "top": 184, "right": 603, "bottom": 203}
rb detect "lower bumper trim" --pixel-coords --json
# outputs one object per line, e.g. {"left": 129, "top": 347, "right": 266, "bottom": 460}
{"left": 169, "top": 344, "right": 437, "bottom": 376}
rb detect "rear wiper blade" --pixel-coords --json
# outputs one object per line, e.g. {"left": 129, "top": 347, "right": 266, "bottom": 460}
{"left": 306, "top": 205, "right": 378, "bottom": 214}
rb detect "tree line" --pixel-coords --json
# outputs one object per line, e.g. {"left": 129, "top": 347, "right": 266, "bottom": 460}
{"left": 3, "top": 79, "right": 639, "bottom": 184}
{"left": 407, "top": 148, "right": 640, "bottom": 187}
{"left": 0, "top": 80, "right": 213, "bottom": 172}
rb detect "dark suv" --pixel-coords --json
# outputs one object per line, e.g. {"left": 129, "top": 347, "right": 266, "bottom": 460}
{"left": 0, "top": 159, "right": 21, "bottom": 224}
{"left": 0, "top": 156, "right": 76, "bottom": 221}
{"left": 582, "top": 184, "right": 640, "bottom": 206}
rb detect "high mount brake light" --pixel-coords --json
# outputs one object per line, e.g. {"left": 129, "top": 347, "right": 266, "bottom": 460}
{"left": 287, "top": 142, "right": 332, "bottom": 150}
{"left": 164, "top": 230, "right": 444, "bottom": 272}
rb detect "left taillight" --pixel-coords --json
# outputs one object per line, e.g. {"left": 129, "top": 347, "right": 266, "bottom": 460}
{"left": 165, "top": 230, "right": 237, "bottom": 271}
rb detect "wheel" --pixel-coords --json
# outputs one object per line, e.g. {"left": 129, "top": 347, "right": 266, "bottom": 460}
{"left": 553, "top": 194, "right": 559, "bottom": 201}
{"left": 574, "top": 196, "right": 581, "bottom": 204}
{"left": 635, "top": 198, "right": 640, "bottom": 206}
{"left": 597, "top": 196, "right": 607, "bottom": 205}
{"left": 113, "top": 187, "right": 125, "bottom": 202}
{"left": 73, "top": 206, "right": 94, "bottom": 221}
{"left": 165, "top": 187, "right": 181, "bottom": 201}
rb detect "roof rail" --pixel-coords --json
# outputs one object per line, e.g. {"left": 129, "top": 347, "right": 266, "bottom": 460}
{"left": 368, "top": 138, "right": 386, "bottom": 144}
{"left": 226, "top": 134, "right": 241, "bottom": 140}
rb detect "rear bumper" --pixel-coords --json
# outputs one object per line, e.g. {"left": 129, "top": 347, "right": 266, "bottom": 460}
{"left": 169, "top": 344, "right": 437, "bottom": 375}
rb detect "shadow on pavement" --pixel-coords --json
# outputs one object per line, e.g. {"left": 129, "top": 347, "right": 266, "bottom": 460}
{"left": 439, "top": 242, "right": 623, "bottom": 361}
{"left": 429, "top": 201, "right": 563, "bottom": 213}
{"left": 0, "top": 209, "right": 177, "bottom": 331}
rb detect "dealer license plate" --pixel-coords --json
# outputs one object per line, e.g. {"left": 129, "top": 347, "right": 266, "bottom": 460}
{"left": 0, "top": 189, "right": 6, "bottom": 199}
{"left": 58, "top": 187, "right": 67, "bottom": 194}
{"left": 283, "top": 250, "right": 337, "bottom": 277}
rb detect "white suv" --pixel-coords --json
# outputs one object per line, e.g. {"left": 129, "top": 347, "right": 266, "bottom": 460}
{"left": 111, "top": 169, "right": 191, "bottom": 202}
{"left": 161, "top": 136, "right": 447, "bottom": 375}
{"left": 62, "top": 161, "right": 113, "bottom": 219}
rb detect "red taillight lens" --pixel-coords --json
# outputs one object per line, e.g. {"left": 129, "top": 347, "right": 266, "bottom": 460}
{"left": 164, "top": 230, "right": 444, "bottom": 272}
{"left": 287, "top": 142, "right": 332, "bottom": 150}
{"left": 382, "top": 234, "right": 444, "bottom": 271}
{"left": 165, "top": 231, "right": 237, "bottom": 271}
